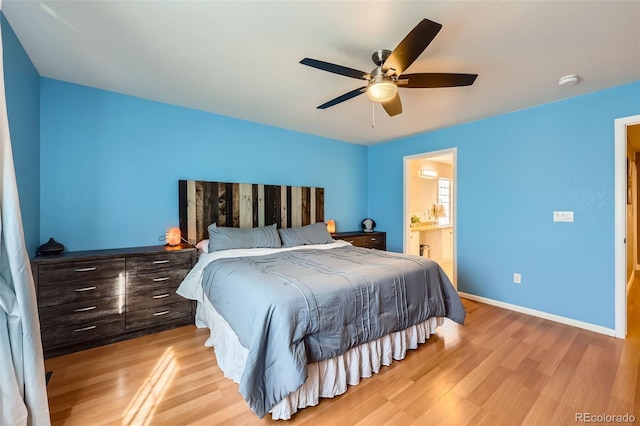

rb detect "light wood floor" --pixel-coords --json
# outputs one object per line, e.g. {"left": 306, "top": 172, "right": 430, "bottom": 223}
{"left": 45, "top": 282, "right": 640, "bottom": 425}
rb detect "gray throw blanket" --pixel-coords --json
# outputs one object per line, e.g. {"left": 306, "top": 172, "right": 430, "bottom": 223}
{"left": 201, "top": 246, "right": 465, "bottom": 417}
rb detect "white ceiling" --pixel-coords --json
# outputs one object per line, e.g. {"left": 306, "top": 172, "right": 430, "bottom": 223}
{"left": 424, "top": 154, "right": 453, "bottom": 165}
{"left": 3, "top": 1, "right": 640, "bottom": 145}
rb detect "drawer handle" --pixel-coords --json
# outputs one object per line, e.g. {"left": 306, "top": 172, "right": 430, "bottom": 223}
{"left": 371, "top": 238, "right": 377, "bottom": 241}
{"left": 152, "top": 260, "right": 170, "bottom": 264}
{"left": 153, "top": 294, "right": 170, "bottom": 299}
{"left": 153, "top": 277, "right": 170, "bottom": 282}
{"left": 74, "top": 306, "right": 97, "bottom": 312}
{"left": 74, "top": 267, "right": 97, "bottom": 272}
{"left": 153, "top": 310, "right": 170, "bottom": 316}
{"left": 74, "top": 286, "right": 97, "bottom": 292}
{"left": 73, "top": 325, "right": 96, "bottom": 332}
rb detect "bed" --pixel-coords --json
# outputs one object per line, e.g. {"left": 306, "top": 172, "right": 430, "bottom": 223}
{"left": 176, "top": 180, "right": 466, "bottom": 419}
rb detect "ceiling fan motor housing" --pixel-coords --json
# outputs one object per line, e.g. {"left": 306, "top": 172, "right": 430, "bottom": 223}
{"left": 371, "top": 49, "right": 392, "bottom": 67}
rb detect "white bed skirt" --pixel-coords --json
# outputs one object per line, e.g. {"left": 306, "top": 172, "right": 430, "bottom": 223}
{"left": 196, "top": 299, "right": 444, "bottom": 420}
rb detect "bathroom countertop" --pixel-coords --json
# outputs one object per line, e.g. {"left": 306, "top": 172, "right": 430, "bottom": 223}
{"left": 410, "top": 224, "right": 452, "bottom": 231}
{"left": 410, "top": 224, "right": 440, "bottom": 232}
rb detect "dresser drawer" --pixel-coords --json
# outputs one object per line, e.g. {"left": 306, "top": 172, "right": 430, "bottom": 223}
{"left": 126, "top": 269, "right": 189, "bottom": 295}
{"left": 38, "top": 277, "right": 123, "bottom": 307}
{"left": 41, "top": 314, "right": 125, "bottom": 349}
{"left": 39, "top": 296, "right": 124, "bottom": 327}
{"left": 126, "top": 252, "right": 193, "bottom": 275}
{"left": 359, "top": 235, "right": 385, "bottom": 249}
{"left": 38, "top": 258, "right": 125, "bottom": 285}
{"left": 126, "top": 301, "right": 192, "bottom": 330}
{"left": 127, "top": 288, "right": 186, "bottom": 311}
{"left": 341, "top": 234, "right": 385, "bottom": 250}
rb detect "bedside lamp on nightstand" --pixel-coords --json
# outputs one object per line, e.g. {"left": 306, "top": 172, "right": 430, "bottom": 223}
{"left": 166, "top": 227, "right": 182, "bottom": 246}
{"left": 326, "top": 220, "right": 336, "bottom": 234}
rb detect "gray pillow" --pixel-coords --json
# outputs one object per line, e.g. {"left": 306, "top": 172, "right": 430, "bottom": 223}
{"left": 208, "top": 223, "right": 281, "bottom": 252}
{"left": 278, "top": 222, "right": 334, "bottom": 248}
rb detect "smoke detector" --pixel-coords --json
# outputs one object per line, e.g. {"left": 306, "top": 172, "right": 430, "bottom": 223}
{"left": 558, "top": 74, "right": 579, "bottom": 86}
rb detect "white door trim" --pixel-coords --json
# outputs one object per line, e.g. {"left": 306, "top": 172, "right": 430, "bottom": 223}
{"left": 615, "top": 114, "right": 640, "bottom": 338}
{"left": 403, "top": 148, "right": 457, "bottom": 286}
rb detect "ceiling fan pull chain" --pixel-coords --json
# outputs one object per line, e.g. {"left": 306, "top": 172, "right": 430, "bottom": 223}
{"left": 372, "top": 101, "right": 375, "bottom": 128}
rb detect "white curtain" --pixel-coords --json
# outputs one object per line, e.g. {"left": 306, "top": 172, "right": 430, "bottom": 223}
{"left": 0, "top": 1, "right": 51, "bottom": 424}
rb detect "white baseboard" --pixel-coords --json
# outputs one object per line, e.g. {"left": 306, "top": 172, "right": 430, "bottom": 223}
{"left": 458, "top": 292, "right": 616, "bottom": 337}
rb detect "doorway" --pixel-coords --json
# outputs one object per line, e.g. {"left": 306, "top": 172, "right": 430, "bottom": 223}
{"left": 615, "top": 115, "right": 640, "bottom": 338}
{"left": 404, "top": 148, "right": 457, "bottom": 288}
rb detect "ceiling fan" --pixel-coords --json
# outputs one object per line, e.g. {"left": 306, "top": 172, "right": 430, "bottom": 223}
{"left": 300, "top": 18, "right": 478, "bottom": 117}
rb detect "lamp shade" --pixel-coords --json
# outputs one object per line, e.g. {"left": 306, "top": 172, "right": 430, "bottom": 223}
{"left": 166, "top": 227, "right": 181, "bottom": 246}
{"left": 437, "top": 204, "right": 446, "bottom": 217}
{"left": 326, "top": 220, "right": 336, "bottom": 234}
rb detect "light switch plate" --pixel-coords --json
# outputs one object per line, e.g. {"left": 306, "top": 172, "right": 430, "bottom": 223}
{"left": 553, "top": 211, "right": 574, "bottom": 222}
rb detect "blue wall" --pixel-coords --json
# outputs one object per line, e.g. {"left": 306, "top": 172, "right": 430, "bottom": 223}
{"left": 368, "top": 81, "right": 640, "bottom": 329}
{"left": 31, "top": 63, "right": 640, "bottom": 330}
{"left": 2, "top": 14, "right": 40, "bottom": 258}
{"left": 40, "top": 79, "right": 367, "bottom": 251}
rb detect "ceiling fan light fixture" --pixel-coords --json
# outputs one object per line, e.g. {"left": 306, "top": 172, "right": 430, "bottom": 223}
{"left": 367, "top": 80, "right": 397, "bottom": 102}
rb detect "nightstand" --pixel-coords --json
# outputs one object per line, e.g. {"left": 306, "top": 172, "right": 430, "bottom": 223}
{"left": 332, "top": 231, "right": 386, "bottom": 250}
{"left": 31, "top": 244, "right": 196, "bottom": 358}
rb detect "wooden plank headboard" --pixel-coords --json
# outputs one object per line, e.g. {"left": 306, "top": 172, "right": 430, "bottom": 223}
{"left": 178, "top": 180, "right": 325, "bottom": 244}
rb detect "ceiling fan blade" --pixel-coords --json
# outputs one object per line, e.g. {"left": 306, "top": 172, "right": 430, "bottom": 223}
{"left": 382, "top": 19, "right": 442, "bottom": 76}
{"left": 317, "top": 87, "right": 367, "bottom": 109}
{"left": 398, "top": 73, "right": 478, "bottom": 88}
{"left": 381, "top": 92, "right": 402, "bottom": 117}
{"left": 300, "top": 58, "right": 369, "bottom": 80}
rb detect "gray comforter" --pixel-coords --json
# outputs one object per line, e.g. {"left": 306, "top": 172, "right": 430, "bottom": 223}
{"left": 200, "top": 245, "right": 465, "bottom": 417}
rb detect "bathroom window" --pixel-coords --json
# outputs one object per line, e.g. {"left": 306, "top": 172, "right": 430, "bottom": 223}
{"left": 438, "top": 178, "right": 451, "bottom": 226}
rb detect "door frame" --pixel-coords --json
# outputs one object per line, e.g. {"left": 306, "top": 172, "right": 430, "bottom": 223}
{"left": 403, "top": 147, "right": 457, "bottom": 286}
{"left": 615, "top": 114, "right": 640, "bottom": 338}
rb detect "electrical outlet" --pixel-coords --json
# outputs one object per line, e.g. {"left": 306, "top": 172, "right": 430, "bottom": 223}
{"left": 514, "top": 273, "right": 521, "bottom": 284}
{"left": 553, "top": 211, "right": 574, "bottom": 222}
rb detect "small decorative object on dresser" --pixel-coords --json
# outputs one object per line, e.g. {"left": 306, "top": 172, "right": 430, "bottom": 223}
{"left": 361, "top": 218, "right": 376, "bottom": 232}
{"left": 332, "top": 231, "right": 386, "bottom": 250}
{"left": 37, "top": 237, "right": 65, "bottom": 255}
{"left": 31, "top": 244, "right": 196, "bottom": 358}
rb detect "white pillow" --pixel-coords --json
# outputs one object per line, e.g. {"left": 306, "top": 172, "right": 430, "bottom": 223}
{"left": 196, "top": 239, "right": 210, "bottom": 254}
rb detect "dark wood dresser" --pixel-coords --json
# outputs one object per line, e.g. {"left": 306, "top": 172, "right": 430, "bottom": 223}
{"left": 332, "top": 231, "right": 386, "bottom": 250}
{"left": 31, "top": 244, "right": 196, "bottom": 358}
